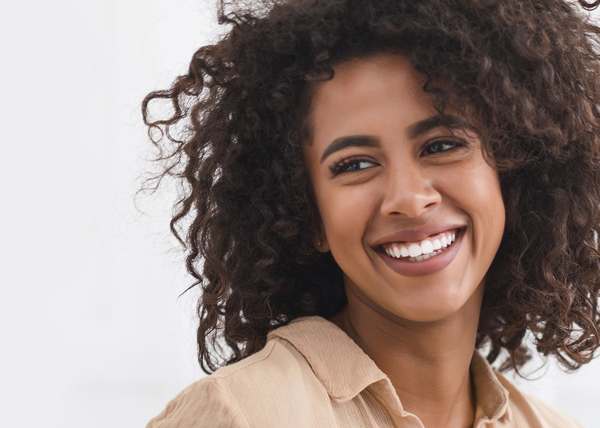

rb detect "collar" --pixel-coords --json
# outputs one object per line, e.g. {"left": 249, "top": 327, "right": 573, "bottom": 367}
{"left": 471, "top": 350, "right": 512, "bottom": 424}
{"left": 268, "top": 316, "right": 511, "bottom": 423}
{"left": 268, "top": 315, "right": 388, "bottom": 401}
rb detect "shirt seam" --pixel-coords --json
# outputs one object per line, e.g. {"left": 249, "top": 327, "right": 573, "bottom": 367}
{"left": 210, "top": 341, "right": 277, "bottom": 380}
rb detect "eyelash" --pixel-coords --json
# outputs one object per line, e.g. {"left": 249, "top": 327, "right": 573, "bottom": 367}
{"left": 329, "top": 157, "right": 375, "bottom": 176}
{"left": 328, "top": 138, "right": 467, "bottom": 177}
{"left": 422, "top": 138, "right": 466, "bottom": 155}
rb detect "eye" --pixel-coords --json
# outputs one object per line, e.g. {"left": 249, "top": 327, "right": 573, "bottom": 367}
{"left": 421, "top": 139, "right": 465, "bottom": 156}
{"left": 329, "top": 158, "right": 377, "bottom": 176}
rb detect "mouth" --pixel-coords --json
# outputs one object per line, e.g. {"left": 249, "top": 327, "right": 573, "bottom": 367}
{"left": 378, "top": 227, "right": 465, "bottom": 262}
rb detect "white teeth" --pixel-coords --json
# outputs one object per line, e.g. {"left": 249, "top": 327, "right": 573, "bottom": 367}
{"left": 383, "top": 229, "right": 460, "bottom": 261}
{"left": 420, "top": 239, "right": 434, "bottom": 255}
{"left": 408, "top": 243, "right": 422, "bottom": 257}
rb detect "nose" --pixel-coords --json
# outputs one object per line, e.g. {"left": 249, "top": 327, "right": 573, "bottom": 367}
{"left": 380, "top": 163, "right": 441, "bottom": 218}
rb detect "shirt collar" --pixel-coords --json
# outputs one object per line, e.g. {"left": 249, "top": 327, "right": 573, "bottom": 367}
{"left": 471, "top": 351, "right": 512, "bottom": 424}
{"left": 268, "top": 316, "right": 387, "bottom": 401}
{"left": 268, "top": 315, "right": 511, "bottom": 423}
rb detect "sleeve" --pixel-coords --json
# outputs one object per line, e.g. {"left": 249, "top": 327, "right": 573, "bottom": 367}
{"left": 146, "top": 378, "right": 251, "bottom": 428}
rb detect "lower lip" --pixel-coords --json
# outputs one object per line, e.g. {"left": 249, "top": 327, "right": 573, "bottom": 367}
{"left": 376, "top": 229, "right": 465, "bottom": 277}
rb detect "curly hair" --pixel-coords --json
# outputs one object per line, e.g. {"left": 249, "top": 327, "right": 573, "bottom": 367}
{"left": 142, "top": 0, "right": 600, "bottom": 374}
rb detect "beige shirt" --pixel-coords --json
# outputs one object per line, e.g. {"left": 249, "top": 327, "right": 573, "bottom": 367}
{"left": 147, "top": 316, "right": 584, "bottom": 428}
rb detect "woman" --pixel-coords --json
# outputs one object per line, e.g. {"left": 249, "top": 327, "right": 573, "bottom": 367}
{"left": 143, "top": 0, "right": 600, "bottom": 426}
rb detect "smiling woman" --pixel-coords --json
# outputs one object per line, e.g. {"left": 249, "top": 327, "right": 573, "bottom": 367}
{"left": 143, "top": 0, "right": 600, "bottom": 427}
{"left": 306, "top": 54, "right": 505, "bottom": 324}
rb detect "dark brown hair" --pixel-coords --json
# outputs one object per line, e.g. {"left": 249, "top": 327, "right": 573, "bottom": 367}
{"left": 143, "top": 0, "right": 600, "bottom": 374}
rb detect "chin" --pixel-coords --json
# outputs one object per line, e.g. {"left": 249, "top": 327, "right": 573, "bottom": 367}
{"left": 401, "top": 306, "right": 468, "bottom": 323}
{"left": 382, "top": 286, "right": 483, "bottom": 324}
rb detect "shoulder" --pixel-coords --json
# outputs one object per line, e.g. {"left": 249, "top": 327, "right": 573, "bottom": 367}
{"left": 495, "top": 372, "right": 585, "bottom": 428}
{"left": 146, "top": 334, "right": 328, "bottom": 428}
{"left": 146, "top": 375, "right": 250, "bottom": 428}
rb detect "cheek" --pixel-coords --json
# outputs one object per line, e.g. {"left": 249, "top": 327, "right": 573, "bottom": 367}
{"left": 467, "top": 166, "right": 505, "bottom": 253}
{"left": 316, "top": 184, "right": 377, "bottom": 250}
{"left": 479, "top": 169, "right": 505, "bottom": 228}
{"left": 440, "top": 162, "right": 505, "bottom": 251}
{"left": 452, "top": 160, "right": 504, "bottom": 215}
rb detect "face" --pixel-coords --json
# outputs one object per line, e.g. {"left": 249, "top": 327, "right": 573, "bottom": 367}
{"left": 304, "top": 53, "right": 505, "bottom": 323}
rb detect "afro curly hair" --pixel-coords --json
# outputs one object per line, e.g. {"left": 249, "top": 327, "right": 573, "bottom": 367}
{"left": 143, "top": 0, "right": 600, "bottom": 374}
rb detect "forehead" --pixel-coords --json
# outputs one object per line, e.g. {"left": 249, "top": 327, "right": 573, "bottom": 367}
{"left": 307, "top": 54, "right": 436, "bottom": 143}
{"left": 304, "top": 53, "right": 482, "bottom": 152}
{"left": 315, "top": 54, "right": 425, "bottom": 97}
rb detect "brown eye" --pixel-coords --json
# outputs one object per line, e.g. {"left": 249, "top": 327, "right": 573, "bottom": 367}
{"left": 329, "top": 158, "right": 377, "bottom": 176}
{"left": 422, "top": 139, "right": 465, "bottom": 156}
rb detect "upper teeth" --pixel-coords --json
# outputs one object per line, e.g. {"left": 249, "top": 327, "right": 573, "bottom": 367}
{"left": 383, "top": 230, "right": 457, "bottom": 259}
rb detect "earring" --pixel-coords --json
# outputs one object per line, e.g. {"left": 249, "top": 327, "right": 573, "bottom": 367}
{"left": 317, "top": 239, "right": 322, "bottom": 247}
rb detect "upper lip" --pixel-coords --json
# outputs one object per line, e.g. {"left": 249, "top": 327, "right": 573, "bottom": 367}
{"left": 372, "top": 224, "right": 465, "bottom": 246}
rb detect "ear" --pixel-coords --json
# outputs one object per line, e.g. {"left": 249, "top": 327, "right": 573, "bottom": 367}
{"left": 316, "top": 230, "right": 330, "bottom": 253}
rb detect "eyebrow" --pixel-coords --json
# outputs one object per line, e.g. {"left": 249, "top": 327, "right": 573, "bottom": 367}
{"left": 319, "top": 114, "right": 469, "bottom": 164}
{"left": 319, "top": 135, "right": 380, "bottom": 163}
{"left": 407, "top": 114, "right": 468, "bottom": 139}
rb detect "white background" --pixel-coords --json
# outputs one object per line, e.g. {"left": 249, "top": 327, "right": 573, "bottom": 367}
{"left": 1, "top": 1, "right": 598, "bottom": 427}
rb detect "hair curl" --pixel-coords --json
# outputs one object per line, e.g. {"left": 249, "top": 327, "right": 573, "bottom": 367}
{"left": 143, "top": 0, "right": 600, "bottom": 374}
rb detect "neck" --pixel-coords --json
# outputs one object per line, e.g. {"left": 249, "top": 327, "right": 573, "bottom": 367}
{"left": 331, "top": 283, "right": 483, "bottom": 428}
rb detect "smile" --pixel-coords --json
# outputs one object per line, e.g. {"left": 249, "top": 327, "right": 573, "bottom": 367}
{"left": 380, "top": 228, "right": 461, "bottom": 262}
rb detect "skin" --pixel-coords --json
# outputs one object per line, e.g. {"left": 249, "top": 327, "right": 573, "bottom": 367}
{"left": 304, "top": 53, "right": 505, "bottom": 428}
